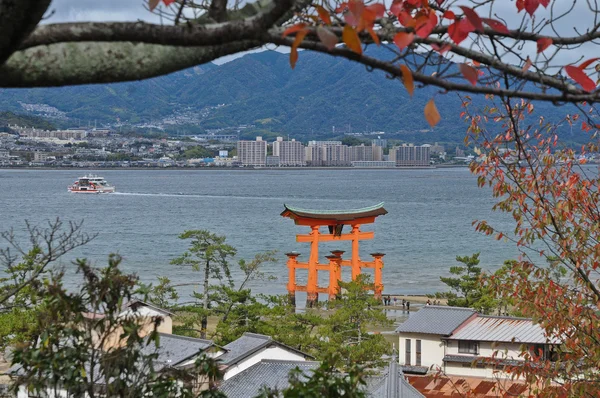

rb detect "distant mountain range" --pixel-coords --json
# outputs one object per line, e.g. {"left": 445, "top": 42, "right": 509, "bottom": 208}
{"left": 0, "top": 48, "right": 586, "bottom": 143}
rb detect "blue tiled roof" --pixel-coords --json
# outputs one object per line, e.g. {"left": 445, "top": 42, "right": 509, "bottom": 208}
{"left": 395, "top": 306, "right": 476, "bottom": 336}
{"left": 142, "top": 333, "right": 214, "bottom": 371}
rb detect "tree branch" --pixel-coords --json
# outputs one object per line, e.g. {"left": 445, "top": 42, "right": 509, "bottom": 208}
{"left": 0, "top": 41, "right": 259, "bottom": 87}
{"left": 19, "top": 0, "right": 298, "bottom": 51}
{"left": 0, "top": 0, "right": 51, "bottom": 64}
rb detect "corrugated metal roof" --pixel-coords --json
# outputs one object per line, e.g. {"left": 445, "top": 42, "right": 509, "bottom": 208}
{"left": 448, "top": 315, "right": 560, "bottom": 344}
{"left": 395, "top": 306, "right": 476, "bottom": 335}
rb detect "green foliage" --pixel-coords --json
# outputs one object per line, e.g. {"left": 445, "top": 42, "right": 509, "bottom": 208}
{"left": 138, "top": 276, "right": 179, "bottom": 309}
{"left": 438, "top": 253, "right": 497, "bottom": 314}
{"left": 12, "top": 255, "right": 186, "bottom": 398}
{"left": 319, "top": 276, "right": 391, "bottom": 368}
{"left": 0, "top": 111, "right": 56, "bottom": 131}
{"left": 180, "top": 145, "right": 213, "bottom": 160}
{"left": 171, "top": 230, "right": 236, "bottom": 337}
{"left": 340, "top": 136, "right": 369, "bottom": 146}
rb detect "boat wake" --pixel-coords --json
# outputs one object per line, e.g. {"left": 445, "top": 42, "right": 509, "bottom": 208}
{"left": 112, "top": 192, "right": 358, "bottom": 202}
{"left": 112, "top": 192, "right": 292, "bottom": 201}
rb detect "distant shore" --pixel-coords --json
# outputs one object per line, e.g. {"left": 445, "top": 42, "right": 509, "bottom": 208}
{"left": 0, "top": 165, "right": 469, "bottom": 171}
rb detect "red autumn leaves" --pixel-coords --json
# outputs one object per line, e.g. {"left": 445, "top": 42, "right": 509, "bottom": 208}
{"left": 564, "top": 58, "right": 600, "bottom": 92}
{"left": 149, "top": 0, "right": 175, "bottom": 11}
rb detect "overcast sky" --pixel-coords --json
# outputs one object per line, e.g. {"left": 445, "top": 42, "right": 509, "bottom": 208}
{"left": 46, "top": 0, "right": 159, "bottom": 23}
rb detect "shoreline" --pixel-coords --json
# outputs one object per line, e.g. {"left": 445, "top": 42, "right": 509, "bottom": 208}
{"left": 0, "top": 165, "right": 468, "bottom": 171}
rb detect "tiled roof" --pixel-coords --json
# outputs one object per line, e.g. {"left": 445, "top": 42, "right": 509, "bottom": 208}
{"left": 122, "top": 299, "right": 175, "bottom": 316}
{"left": 219, "top": 333, "right": 311, "bottom": 366}
{"left": 142, "top": 333, "right": 214, "bottom": 371}
{"left": 448, "top": 315, "right": 561, "bottom": 344}
{"left": 366, "top": 360, "right": 425, "bottom": 398}
{"left": 395, "top": 306, "right": 476, "bottom": 336}
{"left": 219, "top": 359, "right": 319, "bottom": 397}
{"left": 406, "top": 375, "right": 540, "bottom": 398}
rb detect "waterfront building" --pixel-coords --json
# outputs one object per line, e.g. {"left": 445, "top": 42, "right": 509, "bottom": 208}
{"left": 304, "top": 142, "right": 350, "bottom": 166}
{"left": 219, "top": 150, "right": 228, "bottom": 157}
{"left": 322, "top": 143, "right": 350, "bottom": 166}
{"left": 304, "top": 144, "right": 323, "bottom": 166}
{"left": 389, "top": 144, "right": 430, "bottom": 167}
{"left": 272, "top": 137, "right": 305, "bottom": 166}
{"left": 237, "top": 137, "right": 267, "bottom": 166}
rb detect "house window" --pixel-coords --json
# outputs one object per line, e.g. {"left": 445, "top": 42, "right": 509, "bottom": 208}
{"left": 416, "top": 339, "right": 422, "bottom": 366}
{"left": 529, "top": 344, "right": 548, "bottom": 359}
{"left": 405, "top": 339, "right": 411, "bottom": 365}
{"left": 458, "top": 340, "right": 479, "bottom": 355}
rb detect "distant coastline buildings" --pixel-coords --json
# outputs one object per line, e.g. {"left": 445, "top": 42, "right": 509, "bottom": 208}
{"left": 237, "top": 136, "right": 431, "bottom": 167}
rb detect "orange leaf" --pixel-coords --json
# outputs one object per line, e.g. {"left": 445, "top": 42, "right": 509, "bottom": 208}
{"left": 459, "top": 6, "right": 484, "bottom": 32}
{"left": 400, "top": 64, "right": 414, "bottom": 97}
{"left": 424, "top": 98, "right": 441, "bottom": 127}
{"left": 564, "top": 65, "right": 597, "bottom": 92}
{"left": 317, "top": 27, "right": 338, "bottom": 50}
{"left": 367, "top": 26, "right": 380, "bottom": 46}
{"left": 523, "top": 57, "right": 532, "bottom": 71}
{"left": 536, "top": 37, "right": 552, "bottom": 53}
{"left": 290, "top": 29, "right": 309, "bottom": 69}
{"left": 316, "top": 5, "right": 332, "bottom": 25}
{"left": 163, "top": 0, "right": 176, "bottom": 5}
{"left": 393, "top": 32, "right": 414, "bottom": 50}
{"left": 342, "top": 25, "right": 362, "bottom": 54}
{"left": 282, "top": 23, "right": 307, "bottom": 37}
{"left": 149, "top": 0, "right": 161, "bottom": 11}
{"left": 459, "top": 63, "right": 478, "bottom": 85}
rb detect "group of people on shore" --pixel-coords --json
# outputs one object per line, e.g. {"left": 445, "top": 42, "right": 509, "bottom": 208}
{"left": 382, "top": 295, "right": 410, "bottom": 310}
{"left": 382, "top": 296, "right": 443, "bottom": 309}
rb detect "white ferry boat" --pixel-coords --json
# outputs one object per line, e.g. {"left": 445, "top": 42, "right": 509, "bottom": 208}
{"left": 68, "top": 175, "right": 116, "bottom": 193}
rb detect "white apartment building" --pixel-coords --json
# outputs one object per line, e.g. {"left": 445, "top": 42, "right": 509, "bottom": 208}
{"left": 348, "top": 144, "right": 384, "bottom": 162}
{"left": 272, "top": 137, "right": 305, "bottom": 166}
{"left": 396, "top": 306, "right": 561, "bottom": 379}
{"left": 305, "top": 144, "right": 324, "bottom": 166}
{"left": 237, "top": 137, "right": 267, "bottom": 166}
{"left": 389, "top": 144, "right": 430, "bottom": 166}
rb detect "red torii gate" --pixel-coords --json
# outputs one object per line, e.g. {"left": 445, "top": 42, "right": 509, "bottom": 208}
{"left": 281, "top": 203, "right": 387, "bottom": 308}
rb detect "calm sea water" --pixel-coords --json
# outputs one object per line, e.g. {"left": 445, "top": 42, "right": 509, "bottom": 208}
{"left": 0, "top": 168, "right": 519, "bottom": 302}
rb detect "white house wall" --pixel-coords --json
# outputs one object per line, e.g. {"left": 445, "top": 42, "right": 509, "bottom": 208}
{"left": 222, "top": 346, "right": 307, "bottom": 380}
{"left": 444, "top": 340, "right": 529, "bottom": 379}
{"left": 397, "top": 333, "right": 444, "bottom": 370}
